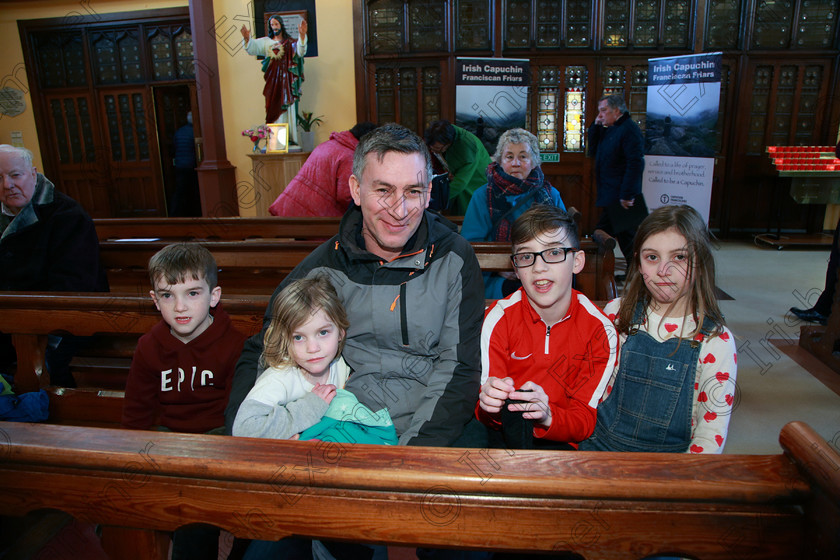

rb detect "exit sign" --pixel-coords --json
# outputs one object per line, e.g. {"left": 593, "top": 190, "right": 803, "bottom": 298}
{"left": 541, "top": 153, "right": 559, "bottom": 163}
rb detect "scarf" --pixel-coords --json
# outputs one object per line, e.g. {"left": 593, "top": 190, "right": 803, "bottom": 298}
{"left": 486, "top": 162, "right": 554, "bottom": 241}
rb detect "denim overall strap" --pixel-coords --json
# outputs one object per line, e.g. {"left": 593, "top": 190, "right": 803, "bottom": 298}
{"left": 582, "top": 302, "right": 707, "bottom": 453}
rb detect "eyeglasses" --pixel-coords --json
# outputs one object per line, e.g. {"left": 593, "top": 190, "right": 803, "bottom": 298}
{"left": 510, "top": 247, "right": 577, "bottom": 268}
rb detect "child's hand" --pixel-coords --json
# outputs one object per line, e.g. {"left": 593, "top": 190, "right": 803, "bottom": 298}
{"left": 479, "top": 377, "right": 515, "bottom": 414}
{"left": 312, "top": 383, "right": 337, "bottom": 404}
{"left": 507, "top": 381, "right": 552, "bottom": 428}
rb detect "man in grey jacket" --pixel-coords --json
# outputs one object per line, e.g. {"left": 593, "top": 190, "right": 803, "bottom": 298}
{"left": 226, "top": 123, "right": 485, "bottom": 447}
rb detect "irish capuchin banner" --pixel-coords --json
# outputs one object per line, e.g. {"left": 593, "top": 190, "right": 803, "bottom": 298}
{"left": 642, "top": 52, "right": 722, "bottom": 224}
{"left": 455, "top": 57, "right": 529, "bottom": 156}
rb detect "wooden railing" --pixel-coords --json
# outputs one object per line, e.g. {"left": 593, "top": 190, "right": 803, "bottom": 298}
{"left": 0, "top": 421, "right": 837, "bottom": 559}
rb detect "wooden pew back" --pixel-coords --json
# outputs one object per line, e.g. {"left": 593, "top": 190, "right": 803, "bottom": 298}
{"left": 94, "top": 216, "right": 463, "bottom": 242}
{"left": 0, "top": 420, "right": 836, "bottom": 559}
{"left": 100, "top": 238, "right": 617, "bottom": 301}
{"left": 0, "top": 292, "right": 269, "bottom": 400}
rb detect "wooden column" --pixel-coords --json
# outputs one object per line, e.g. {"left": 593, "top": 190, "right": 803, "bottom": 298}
{"left": 189, "top": 0, "right": 239, "bottom": 217}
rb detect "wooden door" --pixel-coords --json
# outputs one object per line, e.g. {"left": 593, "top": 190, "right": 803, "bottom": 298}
{"left": 42, "top": 91, "right": 112, "bottom": 217}
{"left": 153, "top": 84, "right": 195, "bottom": 214}
{"left": 99, "top": 87, "right": 166, "bottom": 217}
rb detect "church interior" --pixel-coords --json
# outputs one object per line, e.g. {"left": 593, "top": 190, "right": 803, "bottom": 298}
{"left": 0, "top": 1, "right": 839, "bottom": 558}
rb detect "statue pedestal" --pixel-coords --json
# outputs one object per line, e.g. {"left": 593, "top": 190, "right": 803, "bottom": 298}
{"left": 243, "top": 152, "right": 310, "bottom": 216}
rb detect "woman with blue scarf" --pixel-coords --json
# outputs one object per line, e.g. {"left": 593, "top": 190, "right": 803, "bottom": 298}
{"left": 461, "top": 128, "right": 567, "bottom": 299}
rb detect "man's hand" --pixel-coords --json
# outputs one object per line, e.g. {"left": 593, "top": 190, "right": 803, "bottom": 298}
{"left": 620, "top": 198, "right": 634, "bottom": 209}
{"left": 240, "top": 25, "right": 251, "bottom": 42}
{"left": 479, "top": 376, "right": 515, "bottom": 414}
{"left": 594, "top": 113, "right": 605, "bottom": 126}
{"left": 506, "top": 381, "right": 552, "bottom": 428}
{"left": 299, "top": 19, "right": 308, "bottom": 40}
{"left": 312, "top": 382, "right": 337, "bottom": 404}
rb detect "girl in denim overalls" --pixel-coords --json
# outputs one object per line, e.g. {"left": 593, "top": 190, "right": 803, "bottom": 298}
{"left": 581, "top": 205, "right": 737, "bottom": 454}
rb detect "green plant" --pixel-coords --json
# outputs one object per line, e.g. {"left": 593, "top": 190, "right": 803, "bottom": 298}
{"left": 297, "top": 111, "right": 324, "bottom": 132}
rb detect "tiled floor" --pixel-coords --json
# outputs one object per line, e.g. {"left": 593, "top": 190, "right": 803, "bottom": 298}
{"left": 705, "top": 239, "right": 840, "bottom": 454}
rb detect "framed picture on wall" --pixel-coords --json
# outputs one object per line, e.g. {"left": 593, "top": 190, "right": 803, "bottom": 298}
{"left": 267, "top": 123, "right": 289, "bottom": 153}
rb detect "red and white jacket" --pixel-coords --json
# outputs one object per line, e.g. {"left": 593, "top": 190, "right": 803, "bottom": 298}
{"left": 476, "top": 288, "right": 618, "bottom": 446}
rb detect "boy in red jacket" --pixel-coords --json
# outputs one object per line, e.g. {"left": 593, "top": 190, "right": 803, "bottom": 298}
{"left": 122, "top": 242, "right": 246, "bottom": 558}
{"left": 477, "top": 205, "right": 618, "bottom": 449}
{"left": 122, "top": 242, "right": 246, "bottom": 432}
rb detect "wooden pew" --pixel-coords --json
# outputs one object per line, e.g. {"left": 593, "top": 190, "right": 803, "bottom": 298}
{"left": 0, "top": 291, "right": 516, "bottom": 425}
{"left": 99, "top": 238, "right": 617, "bottom": 302}
{"left": 94, "top": 215, "right": 463, "bottom": 242}
{"left": 0, "top": 420, "right": 837, "bottom": 559}
{"left": 0, "top": 293, "right": 269, "bottom": 425}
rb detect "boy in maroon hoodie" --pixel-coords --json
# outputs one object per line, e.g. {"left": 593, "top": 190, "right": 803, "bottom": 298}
{"left": 122, "top": 242, "right": 247, "bottom": 558}
{"left": 122, "top": 242, "right": 246, "bottom": 433}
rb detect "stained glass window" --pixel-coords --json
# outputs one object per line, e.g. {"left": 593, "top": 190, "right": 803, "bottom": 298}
{"left": 376, "top": 69, "right": 396, "bottom": 123}
{"left": 629, "top": 66, "right": 647, "bottom": 133}
{"left": 456, "top": 0, "right": 492, "bottom": 50}
{"left": 663, "top": 0, "right": 690, "bottom": 48}
{"left": 423, "top": 67, "right": 441, "bottom": 127}
{"left": 50, "top": 99, "right": 70, "bottom": 164}
{"left": 369, "top": 0, "right": 404, "bottom": 53}
{"left": 93, "top": 35, "right": 119, "bottom": 84}
{"left": 536, "top": 0, "right": 562, "bottom": 48}
{"left": 34, "top": 33, "right": 86, "bottom": 88}
{"left": 118, "top": 32, "right": 143, "bottom": 82}
{"left": 134, "top": 93, "right": 150, "bottom": 160}
{"left": 566, "top": 0, "right": 592, "bottom": 47}
{"left": 505, "top": 0, "right": 531, "bottom": 48}
{"left": 634, "top": 0, "right": 659, "bottom": 47}
{"left": 104, "top": 94, "right": 122, "bottom": 160}
{"left": 603, "top": 0, "right": 629, "bottom": 47}
{"left": 746, "top": 66, "right": 772, "bottom": 154}
{"left": 705, "top": 0, "right": 741, "bottom": 50}
{"left": 752, "top": 1, "right": 794, "bottom": 48}
{"left": 537, "top": 67, "right": 559, "bottom": 153}
{"left": 564, "top": 67, "right": 587, "bottom": 152}
{"left": 793, "top": 66, "right": 822, "bottom": 145}
{"left": 603, "top": 66, "right": 624, "bottom": 96}
{"left": 794, "top": 0, "right": 837, "bottom": 48}
{"left": 400, "top": 68, "right": 418, "bottom": 131}
{"left": 151, "top": 31, "right": 175, "bottom": 81}
{"left": 409, "top": 1, "right": 446, "bottom": 51}
{"left": 174, "top": 28, "right": 194, "bottom": 79}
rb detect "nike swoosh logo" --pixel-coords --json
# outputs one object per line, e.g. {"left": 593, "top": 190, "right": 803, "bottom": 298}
{"left": 510, "top": 352, "right": 532, "bottom": 360}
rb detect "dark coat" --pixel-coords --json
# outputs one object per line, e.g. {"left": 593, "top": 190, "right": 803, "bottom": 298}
{"left": 588, "top": 112, "right": 645, "bottom": 207}
{"left": 0, "top": 174, "right": 108, "bottom": 292}
{"left": 172, "top": 124, "right": 196, "bottom": 169}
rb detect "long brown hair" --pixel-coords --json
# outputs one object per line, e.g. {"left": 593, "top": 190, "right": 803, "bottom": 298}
{"left": 261, "top": 276, "right": 349, "bottom": 369}
{"left": 617, "top": 205, "right": 725, "bottom": 338}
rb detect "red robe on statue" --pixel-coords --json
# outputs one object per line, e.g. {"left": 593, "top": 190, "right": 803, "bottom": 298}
{"left": 262, "top": 37, "right": 303, "bottom": 123}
